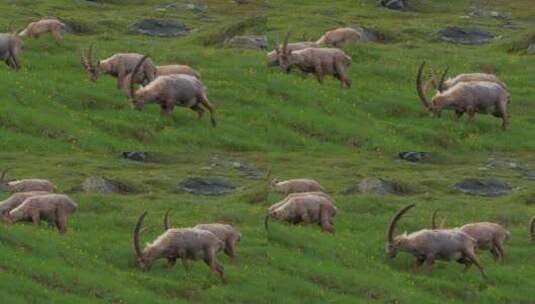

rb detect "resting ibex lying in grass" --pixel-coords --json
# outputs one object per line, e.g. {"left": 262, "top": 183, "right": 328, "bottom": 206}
{"left": 386, "top": 204, "right": 486, "bottom": 277}
{"left": 81, "top": 45, "right": 157, "bottom": 89}
{"left": 529, "top": 216, "right": 535, "bottom": 243}
{"left": 121, "top": 64, "right": 201, "bottom": 97}
{"left": 267, "top": 41, "right": 319, "bottom": 67}
{"left": 164, "top": 211, "right": 241, "bottom": 262}
{"left": 0, "top": 191, "right": 49, "bottom": 215}
{"left": 129, "top": 56, "right": 217, "bottom": 127}
{"left": 3, "top": 194, "right": 77, "bottom": 234}
{"left": 277, "top": 33, "right": 352, "bottom": 88}
{"left": 133, "top": 212, "right": 225, "bottom": 280}
{"left": 416, "top": 62, "right": 510, "bottom": 130}
{"left": 0, "top": 169, "right": 56, "bottom": 193}
{"left": 19, "top": 19, "right": 66, "bottom": 42}
{"left": 0, "top": 23, "right": 22, "bottom": 70}
{"left": 270, "top": 178, "right": 324, "bottom": 194}
{"left": 316, "top": 27, "right": 361, "bottom": 47}
{"left": 265, "top": 192, "right": 337, "bottom": 233}
{"left": 432, "top": 211, "right": 510, "bottom": 262}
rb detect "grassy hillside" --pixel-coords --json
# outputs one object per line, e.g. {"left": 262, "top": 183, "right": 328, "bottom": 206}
{"left": 0, "top": 0, "right": 535, "bottom": 303}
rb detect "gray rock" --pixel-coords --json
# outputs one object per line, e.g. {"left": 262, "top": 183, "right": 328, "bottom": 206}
{"left": 121, "top": 152, "right": 149, "bottom": 162}
{"left": 380, "top": 0, "right": 405, "bottom": 10}
{"left": 454, "top": 179, "right": 511, "bottom": 197}
{"left": 74, "top": 176, "right": 137, "bottom": 194}
{"left": 343, "top": 177, "right": 410, "bottom": 195}
{"left": 438, "top": 27, "right": 495, "bottom": 45}
{"left": 208, "top": 157, "right": 264, "bottom": 180}
{"left": 177, "top": 178, "right": 235, "bottom": 196}
{"left": 528, "top": 44, "right": 535, "bottom": 55}
{"left": 469, "top": 7, "right": 511, "bottom": 20}
{"left": 398, "top": 152, "right": 432, "bottom": 163}
{"left": 225, "top": 35, "right": 268, "bottom": 50}
{"left": 133, "top": 19, "right": 189, "bottom": 37}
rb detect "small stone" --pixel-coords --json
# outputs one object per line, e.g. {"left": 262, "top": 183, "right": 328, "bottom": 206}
{"left": 454, "top": 179, "right": 511, "bottom": 197}
{"left": 177, "top": 178, "right": 235, "bottom": 196}
{"left": 438, "top": 27, "right": 495, "bottom": 45}
{"left": 225, "top": 35, "right": 268, "bottom": 50}
{"left": 398, "top": 152, "right": 432, "bottom": 162}
{"left": 343, "top": 177, "right": 410, "bottom": 195}
{"left": 133, "top": 19, "right": 189, "bottom": 37}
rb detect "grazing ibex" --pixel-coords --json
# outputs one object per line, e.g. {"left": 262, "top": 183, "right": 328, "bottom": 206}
{"left": 19, "top": 19, "right": 66, "bottom": 42}
{"left": 277, "top": 33, "right": 352, "bottom": 88}
{"left": 129, "top": 56, "right": 217, "bottom": 127}
{"left": 265, "top": 192, "right": 337, "bottom": 233}
{"left": 81, "top": 45, "right": 157, "bottom": 89}
{"left": 267, "top": 41, "right": 319, "bottom": 67}
{"left": 3, "top": 194, "right": 77, "bottom": 234}
{"left": 416, "top": 62, "right": 510, "bottom": 130}
{"left": 0, "top": 169, "right": 56, "bottom": 193}
{"left": 530, "top": 216, "right": 535, "bottom": 243}
{"left": 164, "top": 211, "right": 241, "bottom": 262}
{"left": 133, "top": 212, "right": 225, "bottom": 280}
{"left": 270, "top": 178, "right": 324, "bottom": 195}
{"left": 316, "top": 27, "right": 361, "bottom": 47}
{"left": 0, "top": 191, "right": 49, "bottom": 215}
{"left": 386, "top": 204, "right": 486, "bottom": 277}
{"left": 121, "top": 64, "right": 201, "bottom": 97}
{"left": 432, "top": 211, "right": 510, "bottom": 262}
{"left": 0, "top": 23, "right": 22, "bottom": 70}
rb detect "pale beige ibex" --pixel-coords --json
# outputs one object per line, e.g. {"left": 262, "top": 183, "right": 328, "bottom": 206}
{"left": 0, "top": 22, "right": 22, "bottom": 70}
{"left": 270, "top": 178, "right": 324, "bottom": 194}
{"left": 19, "top": 19, "right": 66, "bottom": 42}
{"left": 0, "top": 191, "right": 49, "bottom": 215}
{"left": 316, "top": 27, "right": 361, "bottom": 47}
{"left": 0, "top": 169, "right": 56, "bottom": 193}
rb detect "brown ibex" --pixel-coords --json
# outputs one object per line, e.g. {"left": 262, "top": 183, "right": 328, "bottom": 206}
{"left": 270, "top": 178, "right": 324, "bottom": 194}
{"left": 164, "top": 211, "right": 241, "bottom": 262}
{"left": 416, "top": 61, "right": 510, "bottom": 130}
{"left": 0, "top": 191, "right": 49, "bottom": 215}
{"left": 133, "top": 212, "right": 225, "bottom": 281}
{"left": 81, "top": 45, "right": 157, "bottom": 89}
{"left": 265, "top": 192, "right": 337, "bottom": 233}
{"left": 19, "top": 19, "right": 66, "bottom": 42}
{"left": 0, "top": 23, "right": 22, "bottom": 70}
{"left": 432, "top": 211, "right": 510, "bottom": 262}
{"left": 267, "top": 41, "right": 319, "bottom": 67}
{"left": 3, "top": 194, "right": 77, "bottom": 234}
{"left": 316, "top": 27, "right": 361, "bottom": 47}
{"left": 0, "top": 169, "right": 56, "bottom": 193}
{"left": 386, "top": 204, "right": 486, "bottom": 277}
{"left": 129, "top": 56, "right": 217, "bottom": 127}
{"left": 277, "top": 33, "right": 352, "bottom": 88}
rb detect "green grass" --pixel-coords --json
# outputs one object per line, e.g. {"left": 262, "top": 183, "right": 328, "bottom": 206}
{"left": 0, "top": 0, "right": 535, "bottom": 303}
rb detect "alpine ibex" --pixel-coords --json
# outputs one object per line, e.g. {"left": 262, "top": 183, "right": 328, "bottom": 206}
{"left": 129, "top": 56, "right": 217, "bottom": 127}
{"left": 81, "top": 45, "right": 157, "bottom": 89}
{"left": 432, "top": 211, "right": 510, "bottom": 262}
{"left": 270, "top": 178, "right": 324, "bottom": 194}
{"left": 277, "top": 33, "right": 352, "bottom": 88}
{"left": 316, "top": 27, "right": 361, "bottom": 47}
{"left": 416, "top": 61, "right": 510, "bottom": 130}
{"left": 265, "top": 192, "right": 337, "bottom": 233}
{"left": 0, "top": 169, "right": 56, "bottom": 193}
{"left": 121, "top": 64, "right": 201, "bottom": 97}
{"left": 164, "top": 211, "right": 241, "bottom": 262}
{"left": 0, "top": 23, "right": 22, "bottom": 70}
{"left": 133, "top": 212, "right": 225, "bottom": 280}
{"left": 267, "top": 41, "right": 319, "bottom": 67}
{"left": 3, "top": 194, "right": 77, "bottom": 234}
{"left": 386, "top": 204, "right": 486, "bottom": 277}
{"left": 0, "top": 191, "right": 49, "bottom": 215}
{"left": 19, "top": 19, "right": 66, "bottom": 42}
{"left": 529, "top": 216, "right": 535, "bottom": 243}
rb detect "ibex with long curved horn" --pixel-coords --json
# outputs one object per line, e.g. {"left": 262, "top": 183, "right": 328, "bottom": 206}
{"left": 432, "top": 211, "right": 510, "bottom": 262}
{"left": 129, "top": 56, "right": 217, "bottom": 127}
{"left": 0, "top": 22, "right": 22, "bottom": 70}
{"left": 164, "top": 211, "right": 241, "bottom": 262}
{"left": 0, "top": 191, "right": 50, "bottom": 215}
{"left": 0, "top": 169, "right": 56, "bottom": 193}
{"left": 416, "top": 61, "right": 510, "bottom": 130}
{"left": 132, "top": 212, "right": 225, "bottom": 280}
{"left": 277, "top": 32, "right": 352, "bottom": 88}
{"left": 386, "top": 205, "right": 486, "bottom": 277}
{"left": 530, "top": 216, "right": 535, "bottom": 243}
{"left": 81, "top": 45, "right": 157, "bottom": 89}
{"left": 266, "top": 41, "right": 319, "bottom": 67}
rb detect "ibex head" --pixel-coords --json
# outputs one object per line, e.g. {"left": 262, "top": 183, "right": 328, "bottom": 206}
{"left": 416, "top": 61, "right": 449, "bottom": 118}
{"left": 385, "top": 204, "right": 415, "bottom": 258}
{"left": 81, "top": 45, "right": 101, "bottom": 82}
{"left": 276, "top": 32, "right": 293, "bottom": 73}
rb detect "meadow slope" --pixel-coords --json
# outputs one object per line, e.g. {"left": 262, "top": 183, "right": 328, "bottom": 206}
{"left": 0, "top": 0, "right": 534, "bottom": 303}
